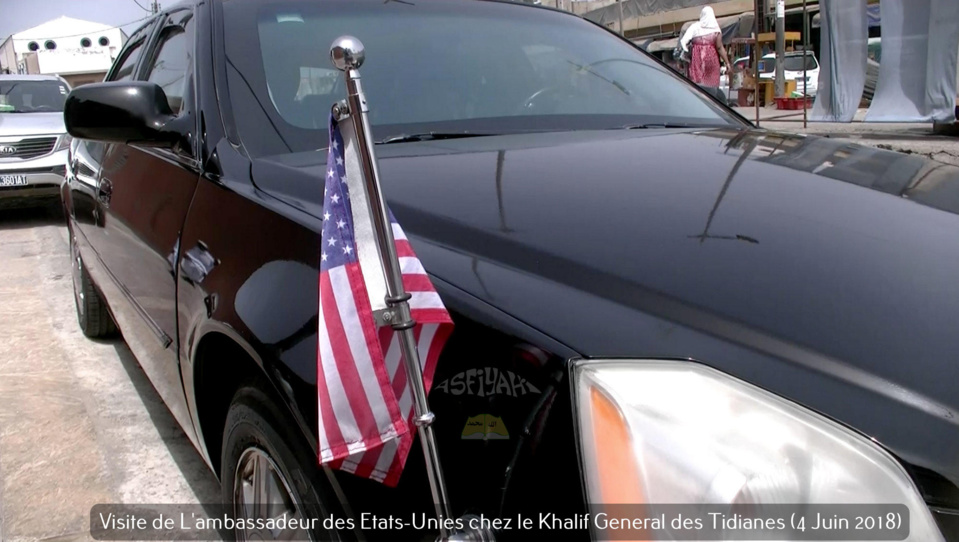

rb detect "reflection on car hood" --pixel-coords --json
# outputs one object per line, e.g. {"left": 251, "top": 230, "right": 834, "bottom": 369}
{"left": 0, "top": 112, "right": 65, "bottom": 137}
{"left": 253, "top": 128, "right": 959, "bottom": 490}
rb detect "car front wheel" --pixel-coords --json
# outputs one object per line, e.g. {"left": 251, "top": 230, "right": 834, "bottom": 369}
{"left": 70, "top": 227, "right": 117, "bottom": 338}
{"left": 221, "top": 386, "right": 345, "bottom": 542}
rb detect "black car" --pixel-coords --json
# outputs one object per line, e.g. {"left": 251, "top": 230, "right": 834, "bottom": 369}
{"left": 62, "top": 0, "right": 958, "bottom": 541}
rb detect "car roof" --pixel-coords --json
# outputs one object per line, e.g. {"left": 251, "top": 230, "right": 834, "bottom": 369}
{"left": 762, "top": 51, "right": 815, "bottom": 58}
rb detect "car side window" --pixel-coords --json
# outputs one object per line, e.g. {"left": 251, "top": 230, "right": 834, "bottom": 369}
{"left": 145, "top": 12, "right": 195, "bottom": 114}
{"left": 107, "top": 19, "right": 156, "bottom": 83}
{"left": 111, "top": 40, "right": 145, "bottom": 82}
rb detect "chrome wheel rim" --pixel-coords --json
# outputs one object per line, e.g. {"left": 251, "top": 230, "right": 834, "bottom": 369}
{"left": 233, "top": 447, "right": 312, "bottom": 541}
{"left": 70, "top": 233, "right": 84, "bottom": 317}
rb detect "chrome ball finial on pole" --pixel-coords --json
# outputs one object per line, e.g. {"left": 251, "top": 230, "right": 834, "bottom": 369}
{"left": 330, "top": 35, "right": 365, "bottom": 71}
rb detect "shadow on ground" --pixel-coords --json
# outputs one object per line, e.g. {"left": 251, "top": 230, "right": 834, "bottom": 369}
{"left": 0, "top": 205, "right": 65, "bottom": 230}
{"left": 108, "top": 338, "right": 223, "bottom": 504}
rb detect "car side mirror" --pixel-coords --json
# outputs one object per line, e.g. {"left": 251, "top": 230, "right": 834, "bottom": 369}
{"left": 64, "top": 82, "right": 186, "bottom": 148}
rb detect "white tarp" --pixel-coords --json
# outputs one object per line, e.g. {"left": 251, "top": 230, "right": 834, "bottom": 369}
{"left": 864, "top": 0, "right": 959, "bottom": 123}
{"left": 810, "top": 0, "right": 868, "bottom": 122}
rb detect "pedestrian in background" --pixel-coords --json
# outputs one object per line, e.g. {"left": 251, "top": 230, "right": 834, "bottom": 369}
{"left": 680, "top": 6, "right": 731, "bottom": 89}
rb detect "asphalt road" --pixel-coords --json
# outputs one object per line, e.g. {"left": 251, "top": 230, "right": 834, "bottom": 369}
{"left": 0, "top": 208, "right": 220, "bottom": 542}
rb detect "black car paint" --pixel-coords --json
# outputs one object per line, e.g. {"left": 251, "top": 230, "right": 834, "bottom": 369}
{"left": 253, "top": 126, "right": 959, "bottom": 490}
{"left": 61, "top": 0, "right": 959, "bottom": 539}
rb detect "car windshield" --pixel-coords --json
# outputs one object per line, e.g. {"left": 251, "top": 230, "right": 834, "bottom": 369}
{"left": 222, "top": 0, "right": 741, "bottom": 156}
{"left": 0, "top": 80, "right": 68, "bottom": 113}
{"left": 761, "top": 55, "right": 816, "bottom": 74}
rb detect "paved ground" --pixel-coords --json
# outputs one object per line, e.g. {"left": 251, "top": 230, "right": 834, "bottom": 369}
{"left": 733, "top": 106, "right": 959, "bottom": 166}
{"left": 0, "top": 208, "right": 220, "bottom": 542}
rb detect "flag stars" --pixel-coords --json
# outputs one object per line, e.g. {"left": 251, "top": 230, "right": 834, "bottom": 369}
{"left": 324, "top": 212, "right": 331, "bottom": 221}
{"left": 331, "top": 194, "right": 340, "bottom": 204}
{"left": 336, "top": 219, "right": 346, "bottom": 229}
{"left": 321, "top": 252, "right": 328, "bottom": 262}
{"left": 328, "top": 237, "right": 337, "bottom": 247}
{"left": 336, "top": 156, "right": 343, "bottom": 166}
{"left": 343, "top": 244, "right": 353, "bottom": 255}
{"left": 327, "top": 168, "right": 334, "bottom": 179}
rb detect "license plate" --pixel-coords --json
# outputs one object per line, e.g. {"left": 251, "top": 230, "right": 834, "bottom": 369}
{"left": 0, "top": 175, "right": 27, "bottom": 187}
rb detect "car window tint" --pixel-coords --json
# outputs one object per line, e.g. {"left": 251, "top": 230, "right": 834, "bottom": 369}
{"left": 111, "top": 40, "right": 144, "bottom": 82}
{"left": 146, "top": 13, "right": 195, "bottom": 113}
{"left": 263, "top": 15, "right": 714, "bottom": 128}
{"left": 0, "top": 80, "right": 68, "bottom": 112}
{"left": 251, "top": 3, "right": 732, "bottom": 130}
{"left": 223, "top": 1, "right": 741, "bottom": 156}
{"left": 783, "top": 55, "right": 817, "bottom": 72}
{"left": 296, "top": 67, "right": 339, "bottom": 98}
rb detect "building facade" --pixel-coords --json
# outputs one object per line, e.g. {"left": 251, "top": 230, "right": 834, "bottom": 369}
{"left": 0, "top": 17, "right": 126, "bottom": 88}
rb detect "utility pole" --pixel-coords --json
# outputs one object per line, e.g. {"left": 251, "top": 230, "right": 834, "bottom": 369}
{"left": 775, "top": 0, "right": 785, "bottom": 97}
{"left": 619, "top": 0, "right": 626, "bottom": 36}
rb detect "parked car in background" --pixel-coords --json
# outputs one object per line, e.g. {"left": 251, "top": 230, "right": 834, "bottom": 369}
{"left": 0, "top": 74, "right": 71, "bottom": 210}
{"left": 759, "top": 50, "right": 819, "bottom": 96}
{"left": 62, "top": 0, "right": 957, "bottom": 541}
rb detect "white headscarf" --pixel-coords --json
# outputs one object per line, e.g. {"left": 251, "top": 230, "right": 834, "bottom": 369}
{"left": 680, "top": 6, "right": 721, "bottom": 52}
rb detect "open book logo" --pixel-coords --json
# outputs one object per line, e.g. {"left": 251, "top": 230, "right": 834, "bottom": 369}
{"left": 461, "top": 414, "right": 510, "bottom": 440}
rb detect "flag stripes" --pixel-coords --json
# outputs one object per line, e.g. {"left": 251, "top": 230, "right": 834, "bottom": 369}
{"left": 317, "top": 114, "right": 453, "bottom": 486}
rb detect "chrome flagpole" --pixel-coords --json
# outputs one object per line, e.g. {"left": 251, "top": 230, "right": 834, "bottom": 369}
{"left": 329, "top": 36, "right": 456, "bottom": 541}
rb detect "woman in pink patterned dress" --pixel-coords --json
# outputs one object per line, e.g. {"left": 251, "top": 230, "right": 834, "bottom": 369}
{"left": 680, "top": 7, "right": 731, "bottom": 88}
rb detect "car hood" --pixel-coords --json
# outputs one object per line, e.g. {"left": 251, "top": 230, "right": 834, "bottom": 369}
{"left": 0, "top": 112, "right": 66, "bottom": 137}
{"left": 253, "top": 128, "right": 959, "bottom": 490}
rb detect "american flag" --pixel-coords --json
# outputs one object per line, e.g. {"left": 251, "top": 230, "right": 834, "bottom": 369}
{"left": 317, "top": 114, "right": 453, "bottom": 486}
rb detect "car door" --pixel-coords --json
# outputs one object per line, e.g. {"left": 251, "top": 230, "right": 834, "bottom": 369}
{"left": 70, "top": 20, "right": 156, "bottom": 244}
{"left": 94, "top": 8, "right": 201, "bottom": 441}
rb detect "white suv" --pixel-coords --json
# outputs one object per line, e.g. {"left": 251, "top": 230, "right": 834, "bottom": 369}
{"left": 0, "top": 74, "right": 72, "bottom": 209}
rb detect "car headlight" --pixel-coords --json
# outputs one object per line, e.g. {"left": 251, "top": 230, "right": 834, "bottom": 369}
{"left": 573, "top": 360, "right": 944, "bottom": 541}
{"left": 55, "top": 134, "right": 73, "bottom": 152}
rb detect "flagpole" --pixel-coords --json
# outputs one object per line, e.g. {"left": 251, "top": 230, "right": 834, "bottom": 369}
{"left": 329, "top": 36, "right": 456, "bottom": 540}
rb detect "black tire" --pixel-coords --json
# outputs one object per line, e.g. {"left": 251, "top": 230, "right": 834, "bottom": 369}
{"left": 221, "top": 386, "right": 347, "bottom": 542}
{"left": 70, "top": 227, "right": 117, "bottom": 338}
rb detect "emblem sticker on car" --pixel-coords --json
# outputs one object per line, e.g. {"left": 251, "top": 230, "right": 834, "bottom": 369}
{"left": 0, "top": 145, "right": 16, "bottom": 156}
{"left": 433, "top": 367, "right": 540, "bottom": 397}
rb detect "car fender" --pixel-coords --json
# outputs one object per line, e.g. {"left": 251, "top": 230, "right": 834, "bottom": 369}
{"left": 177, "top": 173, "right": 324, "bottom": 474}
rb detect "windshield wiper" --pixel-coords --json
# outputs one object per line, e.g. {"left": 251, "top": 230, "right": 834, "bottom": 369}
{"left": 376, "top": 132, "right": 496, "bottom": 145}
{"left": 620, "top": 122, "right": 715, "bottom": 130}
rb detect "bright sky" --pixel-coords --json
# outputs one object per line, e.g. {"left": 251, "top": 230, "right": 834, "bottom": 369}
{"left": 0, "top": 0, "right": 167, "bottom": 41}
